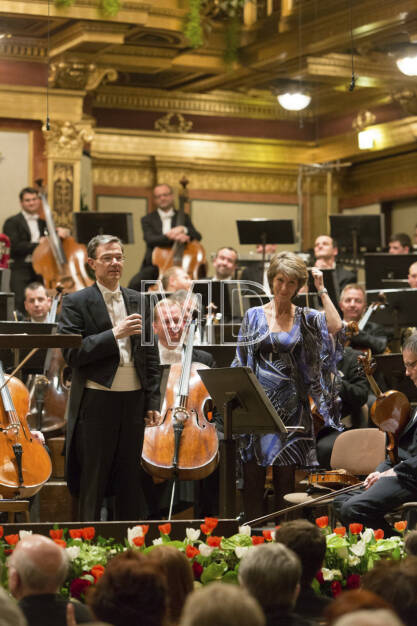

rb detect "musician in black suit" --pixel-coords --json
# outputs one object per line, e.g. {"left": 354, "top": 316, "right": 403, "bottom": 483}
{"left": 3, "top": 187, "right": 47, "bottom": 314}
{"left": 339, "top": 283, "right": 389, "bottom": 354}
{"left": 314, "top": 235, "right": 357, "bottom": 295}
{"left": 58, "top": 234, "right": 161, "bottom": 521}
{"left": 129, "top": 183, "right": 202, "bottom": 291}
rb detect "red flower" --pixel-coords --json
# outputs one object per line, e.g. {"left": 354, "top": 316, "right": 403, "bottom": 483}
{"left": 394, "top": 521, "right": 407, "bottom": 532}
{"left": 81, "top": 527, "right": 95, "bottom": 541}
{"left": 5, "top": 534, "right": 19, "bottom": 546}
{"left": 315, "top": 516, "right": 329, "bottom": 529}
{"left": 139, "top": 524, "right": 149, "bottom": 535}
{"left": 204, "top": 517, "right": 218, "bottom": 531}
{"left": 316, "top": 571, "right": 324, "bottom": 585}
{"left": 69, "top": 529, "right": 83, "bottom": 539}
{"left": 251, "top": 536, "right": 265, "bottom": 545}
{"left": 331, "top": 581, "right": 342, "bottom": 597}
{"left": 70, "top": 577, "right": 92, "bottom": 600}
{"left": 262, "top": 530, "right": 273, "bottom": 541}
{"left": 334, "top": 527, "right": 346, "bottom": 536}
{"left": 90, "top": 565, "right": 105, "bottom": 582}
{"left": 185, "top": 544, "right": 200, "bottom": 559}
{"left": 133, "top": 536, "right": 145, "bottom": 547}
{"left": 158, "top": 523, "right": 171, "bottom": 536}
{"left": 49, "top": 529, "right": 64, "bottom": 540}
{"left": 0, "top": 526, "right": 4, "bottom": 539}
{"left": 206, "top": 535, "right": 222, "bottom": 548}
{"left": 200, "top": 523, "right": 211, "bottom": 535}
{"left": 346, "top": 574, "right": 361, "bottom": 590}
{"left": 349, "top": 523, "right": 363, "bottom": 535}
{"left": 275, "top": 525, "right": 281, "bottom": 532}
{"left": 53, "top": 539, "right": 67, "bottom": 548}
{"left": 374, "top": 529, "right": 384, "bottom": 540}
{"left": 192, "top": 560, "right": 203, "bottom": 581}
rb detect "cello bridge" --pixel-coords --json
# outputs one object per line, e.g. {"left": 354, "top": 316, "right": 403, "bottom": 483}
{"left": 173, "top": 407, "right": 189, "bottom": 423}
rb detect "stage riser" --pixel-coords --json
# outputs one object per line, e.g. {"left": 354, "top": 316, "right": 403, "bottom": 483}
{"left": 38, "top": 480, "right": 76, "bottom": 523}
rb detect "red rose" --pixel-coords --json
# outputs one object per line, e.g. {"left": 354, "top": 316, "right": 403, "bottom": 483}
{"left": 374, "top": 529, "right": 384, "bottom": 540}
{"left": 206, "top": 535, "right": 222, "bottom": 547}
{"left": 50, "top": 529, "right": 64, "bottom": 540}
{"left": 5, "top": 534, "right": 19, "bottom": 546}
{"left": 349, "top": 523, "right": 363, "bottom": 535}
{"left": 331, "top": 581, "right": 342, "bottom": 597}
{"left": 200, "top": 523, "right": 211, "bottom": 535}
{"left": 316, "top": 570, "right": 324, "bottom": 584}
{"left": 0, "top": 525, "right": 4, "bottom": 539}
{"left": 251, "top": 536, "right": 265, "bottom": 545}
{"left": 316, "top": 516, "right": 329, "bottom": 529}
{"left": 185, "top": 545, "right": 200, "bottom": 559}
{"left": 334, "top": 527, "right": 346, "bottom": 536}
{"left": 54, "top": 539, "right": 67, "bottom": 548}
{"left": 133, "top": 536, "right": 145, "bottom": 547}
{"left": 394, "top": 521, "right": 407, "bottom": 532}
{"left": 262, "top": 530, "right": 273, "bottom": 541}
{"left": 69, "top": 529, "right": 83, "bottom": 539}
{"left": 158, "top": 523, "right": 171, "bottom": 536}
{"left": 81, "top": 527, "right": 95, "bottom": 540}
{"left": 70, "top": 578, "right": 92, "bottom": 600}
{"left": 204, "top": 517, "right": 218, "bottom": 531}
{"left": 346, "top": 574, "right": 361, "bottom": 590}
{"left": 90, "top": 565, "right": 105, "bottom": 582}
{"left": 192, "top": 560, "right": 203, "bottom": 581}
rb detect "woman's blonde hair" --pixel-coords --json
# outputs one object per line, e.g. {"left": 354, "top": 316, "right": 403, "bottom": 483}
{"left": 267, "top": 251, "right": 308, "bottom": 290}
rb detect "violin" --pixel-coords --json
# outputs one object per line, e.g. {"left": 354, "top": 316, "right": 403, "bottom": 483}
{"left": 142, "top": 317, "right": 219, "bottom": 481}
{"left": 151, "top": 177, "right": 207, "bottom": 281}
{"left": 358, "top": 349, "right": 410, "bottom": 464}
{"left": 308, "top": 469, "right": 360, "bottom": 489}
{"left": 0, "top": 361, "right": 51, "bottom": 498}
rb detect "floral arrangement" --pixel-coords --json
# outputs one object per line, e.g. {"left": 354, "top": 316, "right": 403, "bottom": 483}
{"left": 0, "top": 517, "right": 408, "bottom": 601}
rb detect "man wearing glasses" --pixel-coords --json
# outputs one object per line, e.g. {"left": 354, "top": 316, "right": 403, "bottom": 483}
{"left": 59, "top": 234, "right": 161, "bottom": 521}
{"left": 333, "top": 332, "right": 417, "bottom": 535}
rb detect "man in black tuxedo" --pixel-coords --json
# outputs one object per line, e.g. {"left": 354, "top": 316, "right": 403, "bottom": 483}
{"left": 129, "top": 183, "right": 202, "bottom": 291}
{"left": 58, "top": 234, "right": 161, "bottom": 521}
{"left": 339, "top": 283, "right": 389, "bottom": 354}
{"left": 3, "top": 187, "right": 47, "bottom": 314}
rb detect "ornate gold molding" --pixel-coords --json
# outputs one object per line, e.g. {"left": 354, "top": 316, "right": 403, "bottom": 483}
{"left": 0, "top": 84, "right": 85, "bottom": 122}
{"left": 52, "top": 163, "right": 74, "bottom": 228}
{"left": 0, "top": 39, "right": 47, "bottom": 61}
{"left": 43, "top": 120, "right": 95, "bottom": 160}
{"left": 154, "top": 112, "right": 193, "bottom": 133}
{"left": 391, "top": 89, "right": 417, "bottom": 116}
{"left": 49, "top": 60, "right": 117, "bottom": 91}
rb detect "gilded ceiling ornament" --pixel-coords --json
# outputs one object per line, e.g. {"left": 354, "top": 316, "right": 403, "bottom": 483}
{"left": 154, "top": 113, "right": 193, "bottom": 134}
{"left": 391, "top": 89, "right": 417, "bottom": 116}
{"left": 352, "top": 110, "right": 376, "bottom": 131}
{"left": 42, "top": 121, "right": 95, "bottom": 159}
{"left": 49, "top": 61, "right": 117, "bottom": 91}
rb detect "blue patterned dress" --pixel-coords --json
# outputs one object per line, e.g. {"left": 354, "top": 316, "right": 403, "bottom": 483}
{"left": 232, "top": 306, "right": 343, "bottom": 467}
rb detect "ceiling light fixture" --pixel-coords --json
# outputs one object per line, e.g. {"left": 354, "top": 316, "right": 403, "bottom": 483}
{"left": 396, "top": 53, "right": 417, "bottom": 76}
{"left": 277, "top": 91, "right": 311, "bottom": 111}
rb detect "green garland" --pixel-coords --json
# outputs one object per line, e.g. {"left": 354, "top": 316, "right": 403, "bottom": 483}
{"left": 54, "top": 0, "right": 121, "bottom": 16}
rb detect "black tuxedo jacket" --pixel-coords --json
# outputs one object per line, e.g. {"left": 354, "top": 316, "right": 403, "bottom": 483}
{"left": 58, "top": 283, "right": 161, "bottom": 495}
{"left": 141, "top": 210, "right": 201, "bottom": 267}
{"left": 3, "top": 212, "right": 47, "bottom": 265}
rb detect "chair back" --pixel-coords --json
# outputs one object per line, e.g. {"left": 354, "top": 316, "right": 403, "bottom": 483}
{"left": 330, "top": 429, "right": 386, "bottom": 476}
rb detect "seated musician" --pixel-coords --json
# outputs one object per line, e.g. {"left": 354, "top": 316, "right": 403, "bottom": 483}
{"left": 339, "top": 284, "right": 389, "bottom": 354}
{"left": 408, "top": 261, "right": 417, "bottom": 289}
{"left": 313, "top": 235, "right": 357, "bottom": 293}
{"left": 211, "top": 247, "right": 238, "bottom": 281}
{"left": 388, "top": 232, "right": 412, "bottom": 254}
{"left": 161, "top": 266, "right": 192, "bottom": 293}
{"left": 128, "top": 183, "right": 202, "bottom": 291}
{"left": 23, "top": 282, "right": 51, "bottom": 323}
{"left": 333, "top": 332, "right": 417, "bottom": 535}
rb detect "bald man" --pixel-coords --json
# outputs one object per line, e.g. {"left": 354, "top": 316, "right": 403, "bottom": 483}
{"left": 408, "top": 261, "right": 417, "bottom": 289}
{"left": 8, "top": 534, "right": 92, "bottom": 626}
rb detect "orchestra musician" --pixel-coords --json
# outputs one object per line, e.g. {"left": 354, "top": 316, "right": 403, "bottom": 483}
{"left": 128, "top": 183, "right": 202, "bottom": 291}
{"left": 160, "top": 267, "right": 192, "bottom": 293}
{"left": 338, "top": 284, "right": 389, "bottom": 354}
{"left": 408, "top": 261, "right": 417, "bottom": 289}
{"left": 232, "top": 251, "right": 344, "bottom": 520}
{"left": 58, "top": 234, "right": 161, "bottom": 521}
{"left": 22, "top": 282, "right": 51, "bottom": 323}
{"left": 333, "top": 332, "right": 417, "bottom": 535}
{"left": 388, "top": 233, "right": 412, "bottom": 254}
{"left": 211, "top": 247, "right": 238, "bottom": 281}
{"left": 313, "top": 235, "right": 357, "bottom": 294}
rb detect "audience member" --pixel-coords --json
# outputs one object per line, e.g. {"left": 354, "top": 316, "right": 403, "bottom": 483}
{"left": 388, "top": 233, "right": 412, "bottom": 254}
{"left": 338, "top": 284, "right": 388, "bottom": 354}
{"left": 407, "top": 261, "right": 417, "bottom": 288}
{"left": 0, "top": 587, "right": 27, "bottom": 626}
{"left": 23, "top": 282, "right": 51, "bottom": 322}
{"left": 323, "top": 589, "right": 392, "bottom": 625}
{"left": 238, "top": 542, "right": 312, "bottom": 626}
{"left": 88, "top": 550, "right": 167, "bottom": 626}
{"left": 332, "top": 609, "right": 404, "bottom": 626}
{"left": 7, "top": 534, "right": 92, "bottom": 626}
{"left": 179, "top": 582, "right": 265, "bottom": 626}
{"left": 148, "top": 545, "right": 194, "bottom": 625}
{"left": 275, "top": 520, "right": 331, "bottom": 621}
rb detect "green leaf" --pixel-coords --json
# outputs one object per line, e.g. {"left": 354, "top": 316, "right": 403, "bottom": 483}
{"left": 201, "top": 561, "right": 228, "bottom": 584}
{"left": 220, "top": 534, "right": 252, "bottom": 550}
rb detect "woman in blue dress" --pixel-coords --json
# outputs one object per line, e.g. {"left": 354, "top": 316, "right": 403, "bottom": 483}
{"left": 232, "top": 251, "right": 344, "bottom": 520}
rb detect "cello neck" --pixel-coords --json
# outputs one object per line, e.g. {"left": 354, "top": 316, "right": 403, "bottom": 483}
{"left": 39, "top": 193, "right": 67, "bottom": 268}
{"left": 176, "top": 319, "right": 197, "bottom": 407}
{"left": 0, "top": 361, "right": 16, "bottom": 415}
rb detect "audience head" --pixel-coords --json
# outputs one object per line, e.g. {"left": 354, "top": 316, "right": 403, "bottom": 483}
{"left": 153, "top": 183, "right": 174, "bottom": 212}
{"left": 8, "top": 534, "right": 69, "bottom": 600}
{"left": 148, "top": 545, "right": 194, "bottom": 624}
{"left": 212, "top": 247, "right": 238, "bottom": 280}
{"left": 88, "top": 550, "right": 167, "bottom": 626}
{"left": 314, "top": 235, "right": 338, "bottom": 266}
{"left": 324, "top": 589, "right": 392, "bottom": 625}
{"left": 404, "top": 530, "right": 417, "bottom": 555}
{"left": 388, "top": 233, "right": 411, "bottom": 254}
{"left": 339, "top": 284, "right": 367, "bottom": 323}
{"left": 0, "top": 587, "right": 27, "bottom": 626}
{"left": 267, "top": 251, "right": 308, "bottom": 292}
{"left": 19, "top": 187, "right": 40, "bottom": 215}
{"left": 153, "top": 298, "right": 185, "bottom": 349}
{"left": 161, "top": 267, "right": 192, "bottom": 292}
{"left": 274, "top": 519, "right": 326, "bottom": 586}
{"left": 332, "top": 609, "right": 405, "bottom": 626}
{"left": 179, "top": 581, "right": 265, "bottom": 626}
{"left": 24, "top": 282, "right": 51, "bottom": 322}
{"left": 407, "top": 261, "right": 417, "bottom": 289}
{"left": 238, "top": 542, "right": 301, "bottom": 611}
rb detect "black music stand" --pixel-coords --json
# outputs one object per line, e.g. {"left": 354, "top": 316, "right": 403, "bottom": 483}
{"left": 0, "top": 322, "right": 57, "bottom": 373}
{"left": 330, "top": 214, "right": 385, "bottom": 260}
{"left": 197, "top": 367, "right": 288, "bottom": 518}
{"left": 74, "top": 212, "right": 134, "bottom": 245}
{"left": 373, "top": 353, "right": 417, "bottom": 403}
{"left": 294, "top": 268, "right": 340, "bottom": 308}
{"left": 0, "top": 330, "right": 81, "bottom": 374}
{"left": 365, "top": 253, "right": 416, "bottom": 290}
{"left": 366, "top": 288, "right": 417, "bottom": 341}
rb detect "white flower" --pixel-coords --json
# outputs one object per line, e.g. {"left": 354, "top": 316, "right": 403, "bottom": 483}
{"left": 199, "top": 544, "right": 214, "bottom": 557}
{"left": 153, "top": 538, "right": 163, "bottom": 546}
{"left": 348, "top": 554, "right": 360, "bottom": 566}
{"left": 322, "top": 568, "right": 342, "bottom": 582}
{"left": 186, "top": 528, "right": 201, "bottom": 542}
{"left": 127, "top": 526, "right": 143, "bottom": 547}
{"left": 349, "top": 540, "right": 366, "bottom": 557}
{"left": 66, "top": 546, "right": 81, "bottom": 560}
{"left": 19, "top": 530, "right": 32, "bottom": 540}
{"left": 238, "top": 525, "right": 251, "bottom": 536}
{"left": 361, "top": 528, "right": 374, "bottom": 544}
{"left": 235, "top": 546, "right": 250, "bottom": 559}
{"left": 271, "top": 531, "right": 276, "bottom": 542}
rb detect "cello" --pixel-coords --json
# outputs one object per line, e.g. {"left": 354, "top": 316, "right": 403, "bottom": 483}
{"left": 0, "top": 362, "right": 52, "bottom": 498}
{"left": 151, "top": 177, "right": 207, "bottom": 281}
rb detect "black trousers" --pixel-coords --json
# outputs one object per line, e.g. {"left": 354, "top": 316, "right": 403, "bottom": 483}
{"left": 74, "top": 388, "right": 147, "bottom": 521}
{"left": 241, "top": 458, "right": 295, "bottom": 521}
{"left": 333, "top": 476, "right": 416, "bottom": 535}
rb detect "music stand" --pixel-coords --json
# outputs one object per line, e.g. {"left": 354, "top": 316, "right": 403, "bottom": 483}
{"left": 365, "top": 253, "right": 416, "bottom": 290}
{"left": 0, "top": 322, "right": 57, "bottom": 373}
{"left": 374, "top": 353, "right": 417, "bottom": 403}
{"left": 74, "top": 213, "right": 134, "bottom": 245}
{"left": 330, "top": 214, "right": 385, "bottom": 260}
{"left": 197, "top": 367, "right": 288, "bottom": 518}
{"left": 294, "top": 268, "right": 340, "bottom": 308}
{"left": 366, "top": 288, "right": 417, "bottom": 341}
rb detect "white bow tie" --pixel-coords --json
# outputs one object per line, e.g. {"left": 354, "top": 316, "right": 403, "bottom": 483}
{"left": 103, "top": 291, "right": 122, "bottom": 304}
